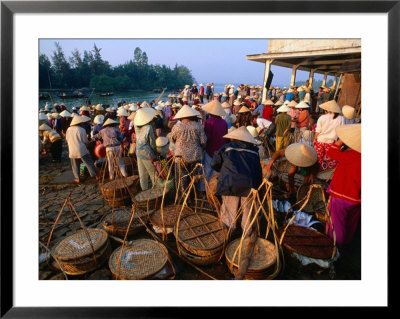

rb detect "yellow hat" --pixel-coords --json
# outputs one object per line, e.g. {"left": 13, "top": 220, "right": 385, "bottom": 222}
{"left": 336, "top": 124, "right": 361, "bottom": 153}
{"left": 202, "top": 100, "right": 226, "bottom": 117}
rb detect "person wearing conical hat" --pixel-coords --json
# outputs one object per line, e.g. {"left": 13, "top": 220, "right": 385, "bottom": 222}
{"left": 51, "top": 112, "right": 63, "bottom": 136}
{"left": 313, "top": 100, "right": 345, "bottom": 171}
{"left": 155, "top": 136, "right": 173, "bottom": 161}
{"left": 325, "top": 124, "right": 361, "bottom": 248}
{"left": 237, "top": 105, "right": 252, "bottom": 128}
{"left": 190, "top": 83, "right": 198, "bottom": 102}
{"left": 182, "top": 85, "right": 190, "bottom": 102}
{"left": 298, "top": 85, "right": 306, "bottom": 102}
{"left": 210, "top": 126, "right": 262, "bottom": 236}
{"left": 261, "top": 99, "right": 275, "bottom": 122}
{"left": 66, "top": 115, "right": 99, "bottom": 183}
{"left": 232, "top": 99, "right": 242, "bottom": 115}
{"left": 92, "top": 114, "right": 105, "bottom": 137}
{"left": 275, "top": 104, "right": 292, "bottom": 151}
{"left": 201, "top": 100, "right": 229, "bottom": 183}
{"left": 169, "top": 105, "right": 207, "bottom": 199}
{"left": 167, "top": 103, "right": 181, "bottom": 129}
{"left": 94, "top": 104, "right": 105, "bottom": 117}
{"left": 59, "top": 110, "right": 72, "bottom": 136}
{"left": 295, "top": 101, "right": 312, "bottom": 141}
{"left": 117, "top": 107, "right": 130, "bottom": 135}
{"left": 39, "top": 123, "right": 63, "bottom": 162}
{"left": 265, "top": 143, "right": 320, "bottom": 199}
{"left": 134, "top": 109, "right": 158, "bottom": 189}
{"left": 198, "top": 83, "right": 205, "bottom": 104}
{"left": 153, "top": 109, "right": 164, "bottom": 137}
{"left": 315, "top": 86, "right": 325, "bottom": 113}
{"left": 285, "top": 88, "right": 294, "bottom": 102}
{"left": 92, "top": 118, "right": 128, "bottom": 180}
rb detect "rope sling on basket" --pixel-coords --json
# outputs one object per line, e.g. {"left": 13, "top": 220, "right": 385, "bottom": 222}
{"left": 278, "top": 184, "right": 338, "bottom": 278}
{"left": 45, "top": 192, "right": 111, "bottom": 277}
{"left": 224, "top": 179, "right": 283, "bottom": 280}
{"left": 174, "top": 163, "right": 227, "bottom": 266}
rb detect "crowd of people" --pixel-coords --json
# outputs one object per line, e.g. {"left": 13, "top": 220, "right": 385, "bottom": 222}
{"left": 39, "top": 81, "right": 361, "bottom": 250}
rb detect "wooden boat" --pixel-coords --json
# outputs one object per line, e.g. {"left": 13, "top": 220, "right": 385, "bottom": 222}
{"left": 97, "top": 92, "right": 114, "bottom": 97}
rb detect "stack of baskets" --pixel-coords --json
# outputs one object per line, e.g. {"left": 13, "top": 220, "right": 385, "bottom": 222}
{"left": 296, "top": 184, "right": 327, "bottom": 222}
{"left": 174, "top": 213, "right": 227, "bottom": 266}
{"left": 108, "top": 239, "right": 170, "bottom": 280}
{"left": 225, "top": 237, "right": 278, "bottom": 279}
{"left": 100, "top": 175, "right": 140, "bottom": 208}
{"left": 277, "top": 225, "right": 335, "bottom": 273}
{"left": 101, "top": 206, "right": 153, "bottom": 238}
{"left": 134, "top": 186, "right": 172, "bottom": 212}
{"left": 150, "top": 204, "right": 194, "bottom": 238}
{"left": 51, "top": 229, "right": 111, "bottom": 276}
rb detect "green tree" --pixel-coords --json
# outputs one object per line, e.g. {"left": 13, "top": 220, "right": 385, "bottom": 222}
{"left": 51, "top": 42, "right": 72, "bottom": 88}
{"left": 39, "top": 54, "right": 52, "bottom": 89}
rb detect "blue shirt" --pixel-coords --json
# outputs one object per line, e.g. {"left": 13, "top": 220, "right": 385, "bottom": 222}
{"left": 285, "top": 92, "right": 294, "bottom": 101}
{"left": 252, "top": 104, "right": 264, "bottom": 115}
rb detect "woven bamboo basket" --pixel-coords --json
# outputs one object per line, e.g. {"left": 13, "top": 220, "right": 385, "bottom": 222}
{"left": 150, "top": 205, "right": 194, "bottom": 229}
{"left": 101, "top": 207, "right": 152, "bottom": 237}
{"left": 225, "top": 237, "right": 278, "bottom": 280}
{"left": 278, "top": 225, "right": 335, "bottom": 260}
{"left": 177, "top": 241, "right": 223, "bottom": 266}
{"left": 100, "top": 175, "right": 140, "bottom": 208}
{"left": 51, "top": 229, "right": 111, "bottom": 275}
{"left": 175, "top": 213, "right": 227, "bottom": 257}
{"left": 208, "top": 173, "right": 219, "bottom": 195}
{"left": 134, "top": 186, "right": 171, "bottom": 211}
{"left": 272, "top": 159, "right": 304, "bottom": 187}
{"left": 108, "top": 239, "right": 169, "bottom": 280}
{"left": 296, "top": 184, "right": 326, "bottom": 213}
{"left": 190, "top": 198, "right": 219, "bottom": 217}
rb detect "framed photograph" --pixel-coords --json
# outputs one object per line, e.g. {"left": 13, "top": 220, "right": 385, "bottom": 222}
{"left": 1, "top": 0, "right": 395, "bottom": 317}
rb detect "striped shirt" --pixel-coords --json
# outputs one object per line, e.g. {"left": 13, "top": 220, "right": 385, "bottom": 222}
{"left": 42, "top": 129, "right": 61, "bottom": 143}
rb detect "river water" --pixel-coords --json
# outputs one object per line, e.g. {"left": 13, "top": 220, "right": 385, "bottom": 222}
{"left": 39, "top": 82, "right": 260, "bottom": 111}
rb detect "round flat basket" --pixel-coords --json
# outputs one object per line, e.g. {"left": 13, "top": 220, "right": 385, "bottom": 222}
{"left": 151, "top": 205, "right": 194, "bottom": 229}
{"left": 56, "top": 241, "right": 112, "bottom": 275}
{"left": 296, "top": 184, "right": 326, "bottom": 213}
{"left": 102, "top": 207, "right": 151, "bottom": 237}
{"left": 175, "top": 213, "right": 227, "bottom": 257}
{"left": 225, "top": 237, "right": 277, "bottom": 276}
{"left": 273, "top": 158, "right": 292, "bottom": 174}
{"left": 100, "top": 176, "right": 140, "bottom": 208}
{"left": 177, "top": 242, "right": 223, "bottom": 266}
{"left": 108, "top": 239, "right": 169, "bottom": 280}
{"left": 208, "top": 173, "right": 219, "bottom": 195}
{"left": 51, "top": 229, "right": 109, "bottom": 262}
{"left": 278, "top": 225, "right": 334, "bottom": 260}
{"left": 134, "top": 187, "right": 169, "bottom": 211}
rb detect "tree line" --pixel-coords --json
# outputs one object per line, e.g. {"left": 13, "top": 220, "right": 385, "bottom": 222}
{"left": 39, "top": 42, "right": 196, "bottom": 92}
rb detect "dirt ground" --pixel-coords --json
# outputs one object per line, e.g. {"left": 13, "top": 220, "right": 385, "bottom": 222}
{"left": 38, "top": 142, "right": 361, "bottom": 281}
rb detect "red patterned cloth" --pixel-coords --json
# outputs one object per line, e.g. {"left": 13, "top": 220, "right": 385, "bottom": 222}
{"left": 313, "top": 140, "right": 337, "bottom": 171}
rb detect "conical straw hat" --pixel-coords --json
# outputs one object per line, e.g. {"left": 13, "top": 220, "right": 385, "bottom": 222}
{"left": 60, "top": 110, "right": 71, "bottom": 117}
{"left": 95, "top": 104, "right": 104, "bottom": 111}
{"left": 105, "top": 107, "right": 113, "bottom": 112}
{"left": 117, "top": 108, "right": 129, "bottom": 117}
{"left": 81, "top": 115, "right": 91, "bottom": 122}
{"left": 52, "top": 112, "right": 61, "bottom": 119}
{"left": 277, "top": 104, "right": 290, "bottom": 113}
{"left": 202, "top": 100, "right": 226, "bottom": 117}
{"left": 228, "top": 126, "right": 237, "bottom": 133}
{"left": 295, "top": 101, "right": 310, "bottom": 109}
{"left": 288, "top": 100, "right": 298, "bottom": 107}
{"left": 246, "top": 125, "right": 258, "bottom": 138}
{"left": 39, "top": 123, "right": 52, "bottom": 131}
{"left": 319, "top": 100, "right": 341, "bottom": 113}
{"left": 238, "top": 106, "right": 250, "bottom": 113}
{"left": 156, "top": 136, "right": 169, "bottom": 147}
{"left": 221, "top": 101, "right": 231, "bottom": 109}
{"left": 164, "top": 101, "right": 172, "bottom": 106}
{"left": 127, "top": 112, "right": 136, "bottom": 122}
{"left": 103, "top": 118, "right": 118, "bottom": 127}
{"left": 285, "top": 143, "right": 318, "bottom": 167}
{"left": 79, "top": 105, "right": 90, "bottom": 111}
{"left": 129, "top": 104, "right": 138, "bottom": 112}
{"left": 297, "top": 87, "right": 304, "bottom": 92}
{"left": 262, "top": 99, "right": 274, "bottom": 105}
{"left": 134, "top": 107, "right": 156, "bottom": 126}
{"left": 342, "top": 105, "right": 355, "bottom": 119}
{"left": 123, "top": 104, "right": 130, "bottom": 110}
{"left": 93, "top": 114, "right": 104, "bottom": 124}
{"left": 70, "top": 115, "right": 90, "bottom": 126}
{"left": 274, "top": 100, "right": 283, "bottom": 106}
{"left": 233, "top": 100, "right": 241, "bottom": 106}
{"left": 140, "top": 101, "right": 150, "bottom": 108}
{"left": 336, "top": 123, "right": 361, "bottom": 153}
{"left": 173, "top": 105, "right": 200, "bottom": 120}
{"left": 223, "top": 126, "right": 258, "bottom": 144}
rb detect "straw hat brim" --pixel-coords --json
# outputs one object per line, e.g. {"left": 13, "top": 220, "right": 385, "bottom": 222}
{"left": 70, "top": 115, "right": 90, "bottom": 126}
{"left": 336, "top": 124, "right": 361, "bottom": 153}
{"left": 285, "top": 143, "right": 318, "bottom": 167}
{"left": 173, "top": 105, "right": 200, "bottom": 120}
{"left": 223, "top": 126, "right": 258, "bottom": 144}
{"left": 134, "top": 108, "right": 156, "bottom": 126}
{"left": 238, "top": 106, "right": 250, "bottom": 113}
{"left": 156, "top": 137, "right": 169, "bottom": 147}
{"left": 342, "top": 105, "right": 355, "bottom": 119}
{"left": 277, "top": 105, "right": 291, "bottom": 113}
{"left": 39, "top": 124, "right": 52, "bottom": 131}
{"left": 319, "top": 100, "right": 342, "bottom": 113}
{"left": 295, "top": 101, "right": 310, "bottom": 109}
{"left": 103, "top": 118, "right": 118, "bottom": 127}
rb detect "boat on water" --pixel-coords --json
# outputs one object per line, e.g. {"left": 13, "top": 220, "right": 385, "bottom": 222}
{"left": 58, "top": 92, "right": 87, "bottom": 99}
{"left": 97, "top": 92, "right": 114, "bottom": 97}
{"left": 39, "top": 93, "right": 50, "bottom": 100}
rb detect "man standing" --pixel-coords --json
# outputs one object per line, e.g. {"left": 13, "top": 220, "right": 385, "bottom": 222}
{"left": 274, "top": 103, "right": 292, "bottom": 151}
{"left": 199, "top": 83, "right": 205, "bottom": 104}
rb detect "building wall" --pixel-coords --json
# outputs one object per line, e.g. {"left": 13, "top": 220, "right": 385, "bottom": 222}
{"left": 337, "top": 72, "right": 361, "bottom": 113}
{"left": 268, "top": 39, "right": 361, "bottom": 54}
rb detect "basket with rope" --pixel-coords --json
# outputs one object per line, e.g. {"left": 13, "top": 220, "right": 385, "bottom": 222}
{"left": 100, "top": 175, "right": 140, "bottom": 208}
{"left": 108, "top": 239, "right": 174, "bottom": 280}
{"left": 223, "top": 180, "right": 283, "bottom": 280}
{"left": 101, "top": 206, "right": 153, "bottom": 238}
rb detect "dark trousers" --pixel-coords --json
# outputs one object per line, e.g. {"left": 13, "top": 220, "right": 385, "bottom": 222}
{"left": 50, "top": 139, "right": 62, "bottom": 161}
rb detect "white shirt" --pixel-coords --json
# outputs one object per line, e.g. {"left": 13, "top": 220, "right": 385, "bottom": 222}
{"left": 257, "top": 118, "right": 272, "bottom": 130}
{"left": 65, "top": 125, "right": 89, "bottom": 158}
{"left": 315, "top": 113, "right": 345, "bottom": 143}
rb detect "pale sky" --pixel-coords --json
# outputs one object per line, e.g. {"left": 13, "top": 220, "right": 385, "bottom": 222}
{"left": 39, "top": 39, "right": 321, "bottom": 86}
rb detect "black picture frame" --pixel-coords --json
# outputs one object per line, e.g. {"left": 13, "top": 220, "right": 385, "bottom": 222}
{"left": 1, "top": 0, "right": 395, "bottom": 317}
